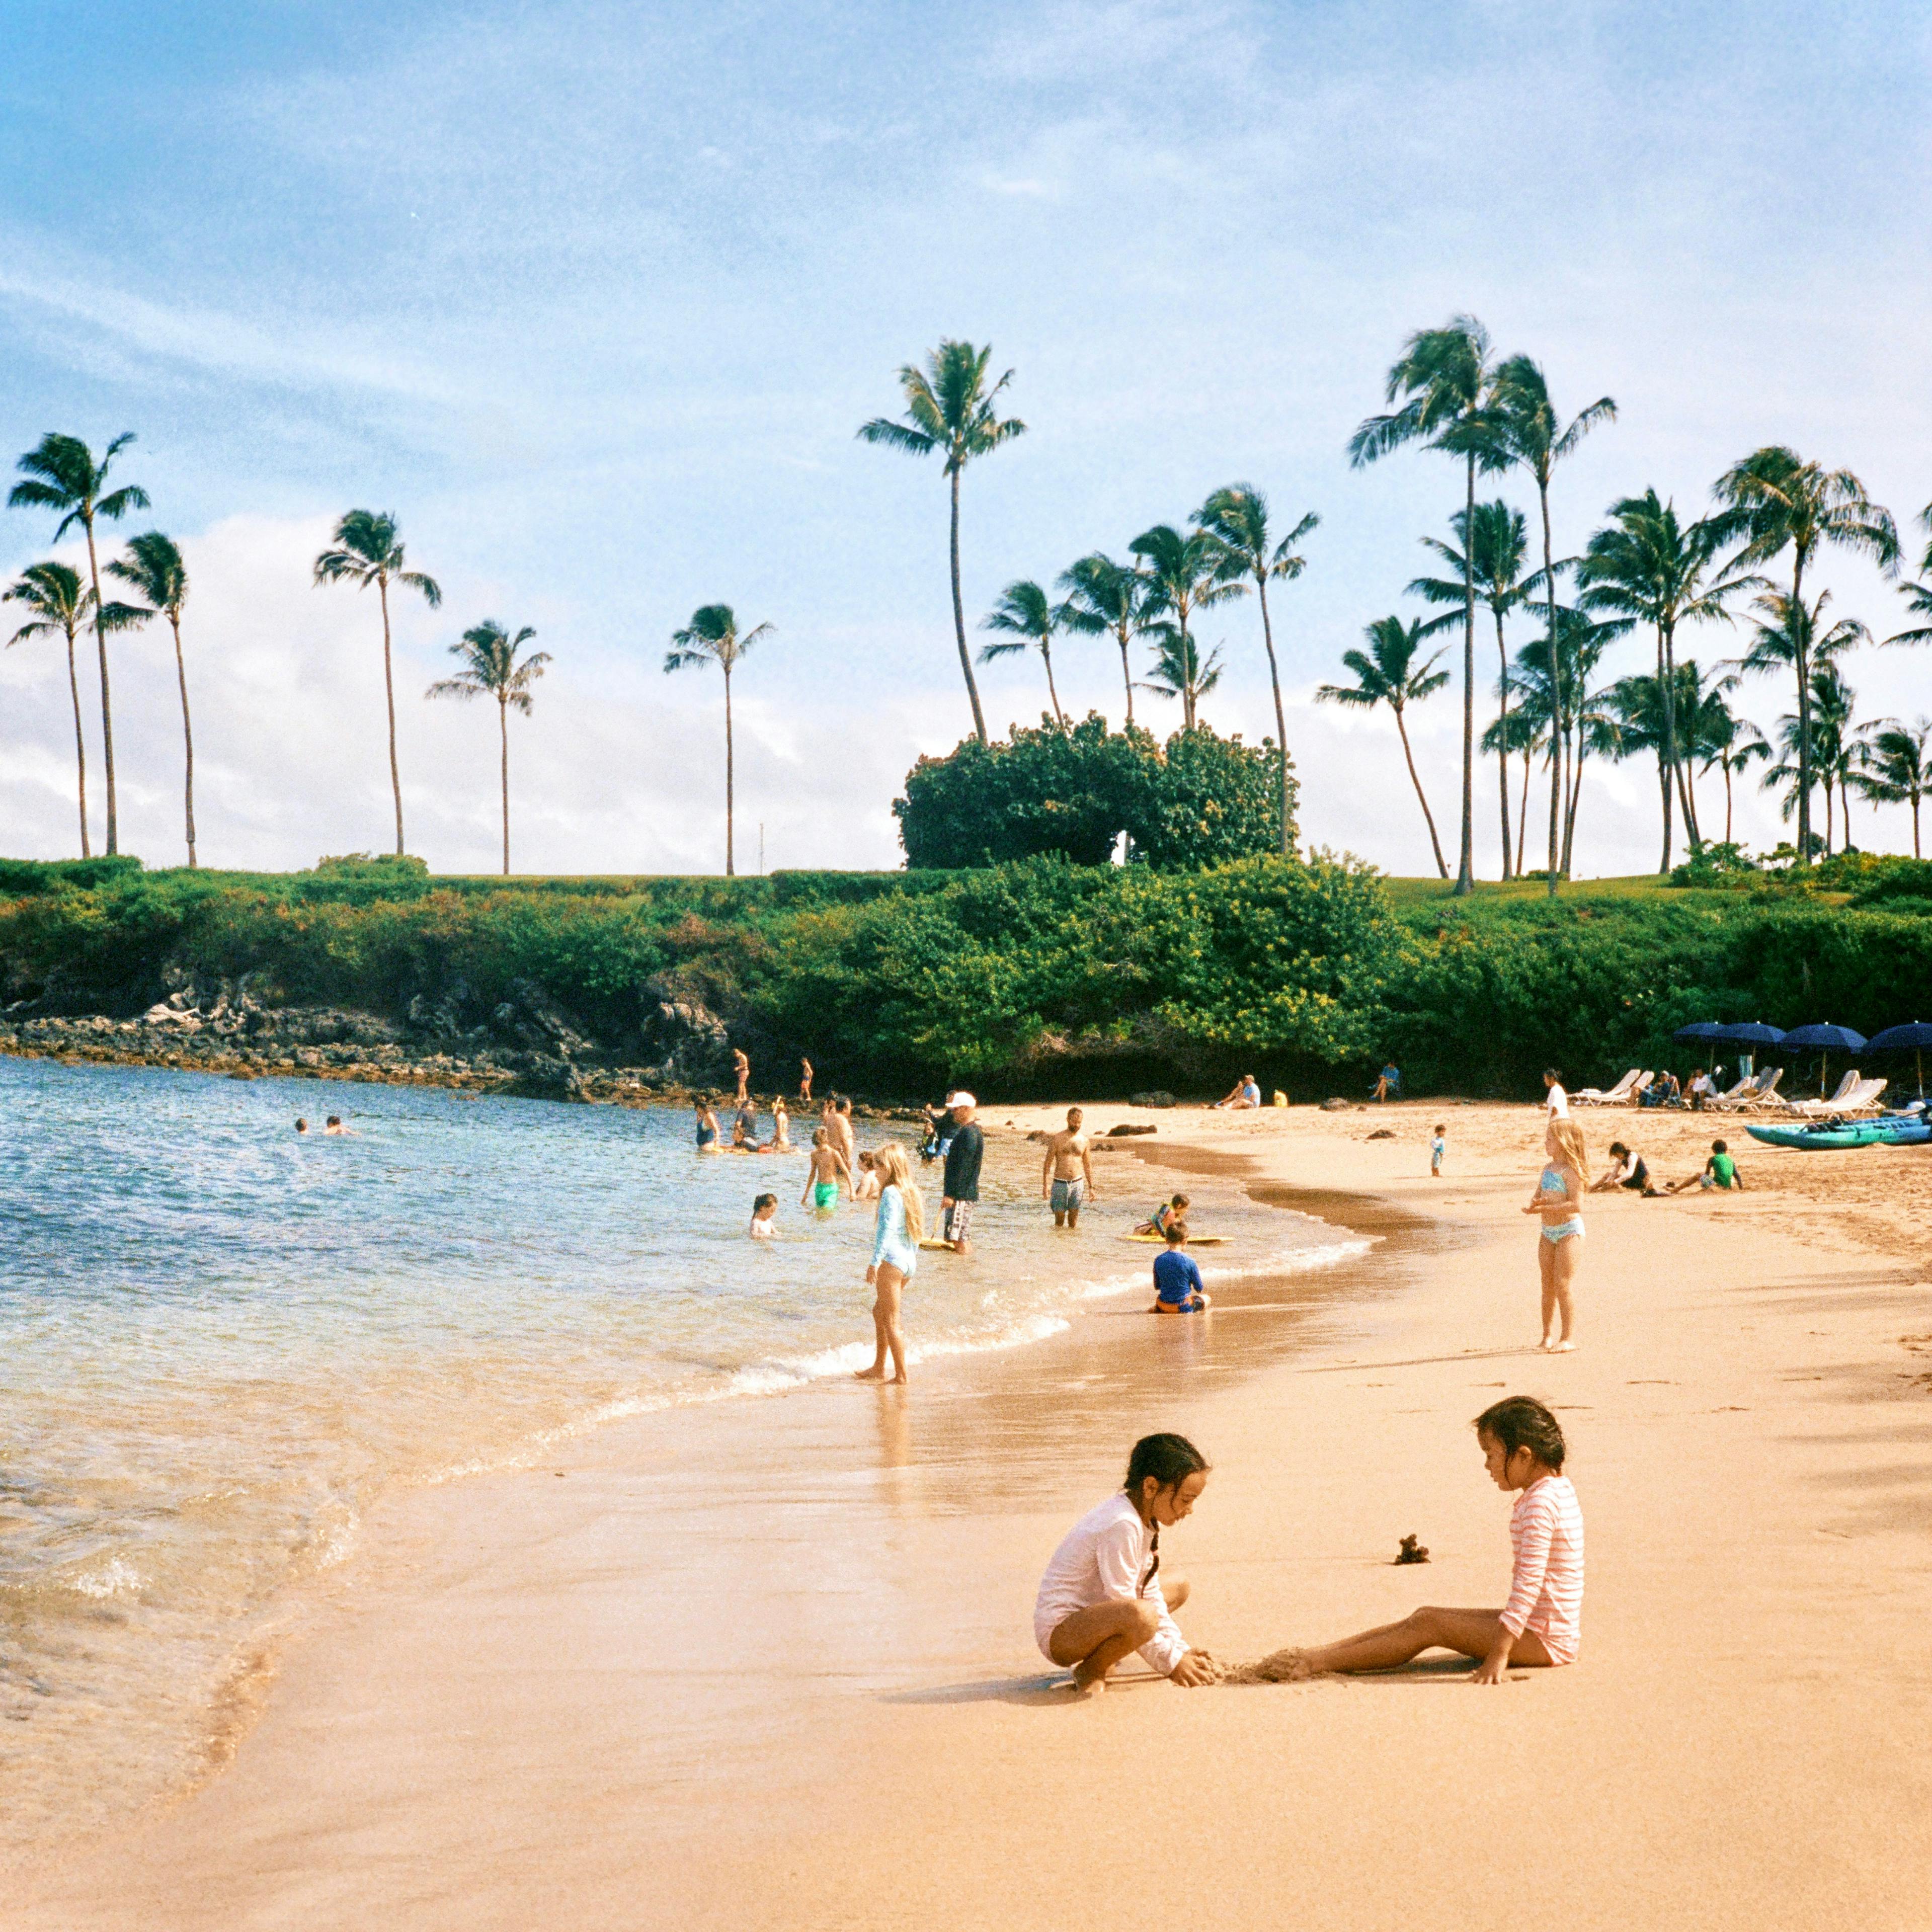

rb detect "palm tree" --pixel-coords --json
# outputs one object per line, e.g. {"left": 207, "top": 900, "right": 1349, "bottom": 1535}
{"left": 105, "top": 533, "right": 198, "bottom": 866}
{"left": 1606, "top": 662, "right": 1706, "bottom": 872}
{"left": 1884, "top": 504, "right": 1932, "bottom": 648}
{"left": 1482, "top": 693, "right": 1543, "bottom": 877}
{"left": 1130, "top": 523, "right": 1238, "bottom": 733}
{"left": 1056, "top": 552, "right": 1150, "bottom": 725}
{"left": 8, "top": 433, "right": 149, "bottom": 854}
{"left": 1410, "top": 499, "right": 1528, "bottom": 874}
{"left": 1140, "top": 626, "right": 1224, "bottom": 731}
{"left": 1762, "top": 663, "right": 1863, "bottom": 855}
{"left": 979, "top": 580, "right": 1067, "bottom": 728}
{"left": 857, "top": 341, "right": 1025, "bottom": 746}
{"left": 1196, "top": 484, "right": 1318, "bottom": 855}
{"left": 1507, "top": 606, "right": 1625, "bottom": 876}
{"left": 1577, "top": 491, "right": 1752, "bottom": 862}
{"left": 1681, "top": 668, "right": 1768, "bottom": 848}
{"left": 1485, "top": 358, "right": 1618, "bottom": 895}
{"left": 1317, "top": 616, "right": 1451, "bottom": 877}
{"left": 1712, "top": 448, "right": 1898, "bottom": 862}
{"left": 1854, "top": 718, "right": 1931, "bottom": 857}
{"left": 666, "top": 604, "right": 771, "bottom": 876}
{"left": 313, "top": 511, "right": 442, "bottom": 856}
{"left": 1348, "top": 317, "right": 1504, "bottom": 894}
{"left": 426, "top": 621, "right": 550, "bottom": 876}
{"left": 3, "top": 561, "right": 97, "bottom": 854}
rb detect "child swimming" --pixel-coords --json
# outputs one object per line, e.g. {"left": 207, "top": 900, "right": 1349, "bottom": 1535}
{"left": 1034, "top": 1433, "right": 1222, "bottom": 1694}
{"left": 1237, "top": 1397, "right": 1583, "bottom": 1685}
{"left": 749, "top": 1192, "right": 778, "bottom": 1239}
{"left": 800, "top": 1127, "right": 851, "bottom": 1211}
{"left": 1149, "top": 1222, "right": 1210, "bottom": 1313}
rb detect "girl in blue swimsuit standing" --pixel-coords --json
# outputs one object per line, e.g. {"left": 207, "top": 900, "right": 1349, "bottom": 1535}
{"left": 1523, "top": 1118, "right": 1589, "bottom": 1351}
{"left": 854, "top": 1143, "right": 924, "bottom": 1385}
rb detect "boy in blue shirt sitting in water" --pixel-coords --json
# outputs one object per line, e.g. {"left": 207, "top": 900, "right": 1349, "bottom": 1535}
{"left": 1149, "top": 1223, "right": 1211, "bottom": 1314}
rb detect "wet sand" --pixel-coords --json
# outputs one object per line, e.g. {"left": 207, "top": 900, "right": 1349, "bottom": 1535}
{"left": 14, "top": 1100, "right": 1932, "bottom": 1929}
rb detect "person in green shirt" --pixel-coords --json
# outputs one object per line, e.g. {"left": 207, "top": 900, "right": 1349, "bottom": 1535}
{"left": 1667, "top": 1139, "right": 1744, "bottom": 1193}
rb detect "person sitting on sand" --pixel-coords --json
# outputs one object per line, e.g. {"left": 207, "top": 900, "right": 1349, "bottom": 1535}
{"left": 749, "top": 1192, "right": 778, "bottom": 1240}
{"left": 854, "top": 1144, "right": 923, "bottom": 1385}
{"left": 1149, "top": 1223, "right": 1210, "bottom": 1314}
{"left": 1034, "top": 1432, "right": 1222, "bottom": 1695}
{"left": 1524, "top": 1119, "right": 1588, "bottom": 1351}
{"left": 694, "top": 1096, "right": 720, "bottom": 1150}
{"left": 852, "top": 1150, "right": 881, "bottom": 1201}
{"left": 1135, "top": 1192, "right": 1190, "bottom": 1237}
{"left": 1665, "top": 1139, "right": 1745, "bottom": 1193}
{"left": 1041, "top": 1106, "right": 1098, "bottom": 1229}
{"left": 1686, "top": 1067, "right": 1716, "bottom": 1110}
{"left": 1373, "top": 1062, "right": 1402, "bottom": 1101}
{"left": 1236, "top": 1397, "right": 1583, "bottom": 1687}
{"left": 1590, "top": 1141, "right": 1655, "bottom": 1196}
{"left": 1215, "top": 1073, "right": 1262, "bottom": 1110}
{"left": 800, "top": 1127, "right": 851, "bottom": 1210}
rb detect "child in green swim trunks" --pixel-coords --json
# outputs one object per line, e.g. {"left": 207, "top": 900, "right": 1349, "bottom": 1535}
{"left": 801, "top": 1128, "right": 851, "bottom": 1211}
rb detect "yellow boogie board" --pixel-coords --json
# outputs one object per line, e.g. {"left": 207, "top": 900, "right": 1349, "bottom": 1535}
{"left": 918, "top": 1238, "right": 953, "bottom": 1250}
{"left": 1122, "top": 1233, "right": 1232, "bottom": 1245}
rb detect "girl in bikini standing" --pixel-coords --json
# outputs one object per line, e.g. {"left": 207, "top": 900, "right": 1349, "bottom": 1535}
{"left": 1525, "top": 1118, "right": 1589, "bottom": 1350}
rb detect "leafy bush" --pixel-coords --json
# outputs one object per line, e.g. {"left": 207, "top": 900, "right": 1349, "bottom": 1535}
{"left": 893, "top": 714, "right": 1293, "bottom": 869}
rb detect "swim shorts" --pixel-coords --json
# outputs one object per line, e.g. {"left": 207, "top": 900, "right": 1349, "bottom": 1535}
{"left": 943, "top": 1198, "right": 974, "bottom": 1243}
{"left": 1541, "top": 1216, "right": 1585, "bottom": 1244}
{"left": 813, "top": 1181, "right": 838, "bottom": 1210}
{"left": 1050, "top": 1178, "right": 1084, "bottom": 1214}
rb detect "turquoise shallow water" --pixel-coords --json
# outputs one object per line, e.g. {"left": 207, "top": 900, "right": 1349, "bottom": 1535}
{"left": 0, "top": 1054, "right": 1353, "bottom": 1845}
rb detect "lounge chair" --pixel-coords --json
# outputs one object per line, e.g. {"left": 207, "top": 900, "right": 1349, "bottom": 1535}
{"left": 1712, "top": 1067, "right": 1784, "bottom": 1111}
{"left": 1708, "top": 1072, "right": 1756, "bottom": 1105}
{"left": 1785, "top": 1073, "right": 1887, "bottom": 1118}
{"left": 1573, "top": 1068, "right": 1645, "bottom": 1106}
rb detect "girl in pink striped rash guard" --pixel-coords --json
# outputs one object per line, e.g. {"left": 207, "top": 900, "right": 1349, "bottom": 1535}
{"left": 1241, "top": 1397, "right": 1582, "bottom": 1686}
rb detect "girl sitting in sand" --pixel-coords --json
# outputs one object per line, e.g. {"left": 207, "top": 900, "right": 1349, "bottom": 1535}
{"left": 1033, "top": 1433, "right": 1222, "bottom": 1694}
{"left": 854, "top": 1144, "right": 923, "bottom": 1385}
{"left": 1525, "top": 1118, "right": 1589, "bottom": 1350}
{"left": 1237, "top": 1397, "right": 1583, "bottom": 1686}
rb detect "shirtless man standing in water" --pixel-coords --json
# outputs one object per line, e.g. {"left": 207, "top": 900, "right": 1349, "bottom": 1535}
{"left": 1041, "top": 1106, "right": 1098, "bottom": 1230}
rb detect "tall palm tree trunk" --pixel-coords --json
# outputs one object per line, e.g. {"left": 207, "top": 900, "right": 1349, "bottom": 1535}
{"left": 169, "top": 614, "right": 196, "bottom": 867}
{"left": 1041, "top": 642, "right": 1065, "bottom": 728}
{"left": 1494, "top": 612, "right": 1512, "bottom": 878}
{"left": 1791, "top": 555, "right": 1811, "bottom": 861}
{"left": 1394, "top": 705, "right": 1449, "bottom": 878}
{"left": 1722, "top": 755, "right": 1734, "bottom": 846}
{"left": 1115, "top": 624, "right": 1135, "bottom": 725}
{"left": 1563, "top": 727, "right": 1587, "bottom": 875}
{"left": 1662, "top": 618, "right": 1699, "bottom": 846}
{"left": 1656, "top": 750, "right": 1673, "bottom": 874}
{"left": 63, "top": 623, "right": 91, "bottom": 857}
{"left": 1256, "top": 577, "right": 1293, "bottom": 856}
{"left": 1455, "top": 454, "right": 1476, "bottom": 895}
{"left": 1538, "top": 480, "right": 1559, "bottom": 889}
{"left": 82, "top": 516, "right": 118, "bottom": 855}
{"left": 499, "top": 694, "right": 511, "bottom": 876}
{"left": 723, "top": 664, "right": 736, "bottom": 876}
{"left": 1516, "top": 749, "right": 1532, "bottom": 876}
{"left": 378, "top": 576, "right": 405, "bottom": 856}
{"left": 1656, "top": 633, "right": 1674, "bottom": 872}
{"left": 1911, "top": 793, "right": 1921, "bottom": 860}
{"left": 949, "top": 468, "right": 989, "bottom": 746}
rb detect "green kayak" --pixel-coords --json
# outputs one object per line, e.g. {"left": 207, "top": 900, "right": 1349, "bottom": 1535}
{"left": 1748, "top": 1118, "right": 1931, "bottom": 1150}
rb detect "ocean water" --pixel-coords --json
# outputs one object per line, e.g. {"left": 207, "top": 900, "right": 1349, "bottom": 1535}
{"left": 0, "top": 1054, "right": 1357, "bottom": 1847}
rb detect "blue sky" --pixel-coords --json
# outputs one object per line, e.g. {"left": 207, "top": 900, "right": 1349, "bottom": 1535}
{"left": 3, "top": 0, "right": 1929, "bottom": 875}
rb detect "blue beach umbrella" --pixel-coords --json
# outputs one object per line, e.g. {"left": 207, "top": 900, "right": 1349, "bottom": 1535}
{"left": 1863, "top": 1021, "right": 1932, "bottom": 1099}
{"left": 1671, "top": 1021, "right": 1723, "bottom": 1044}
{"left": 1777, "top": 1022, "right": 1868, "bottom": 1098}
{"left": 1709, "top": 1021, "right": 1786, "bottom": 1048}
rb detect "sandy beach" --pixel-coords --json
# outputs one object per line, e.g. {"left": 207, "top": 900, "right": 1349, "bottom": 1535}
{"left": 14, "top": 1096, "right": 1932, "bottom": 1930}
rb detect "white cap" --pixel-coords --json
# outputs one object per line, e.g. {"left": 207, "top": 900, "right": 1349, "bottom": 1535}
{"left": 950, "top": 1091, "right": 977, "bottom": 1110}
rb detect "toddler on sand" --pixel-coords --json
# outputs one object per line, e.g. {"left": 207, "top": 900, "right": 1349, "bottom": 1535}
{"left": 1149, "top": 1223, "right": 1210, "bottom": 1314}
{"left": 1430, "top": 1125, "right": 1445, "bottom": 1177}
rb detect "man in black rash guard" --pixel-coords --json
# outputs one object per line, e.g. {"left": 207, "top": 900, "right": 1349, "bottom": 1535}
{"left": 940, "top": 1092, "right": 984, "bottom": 1254}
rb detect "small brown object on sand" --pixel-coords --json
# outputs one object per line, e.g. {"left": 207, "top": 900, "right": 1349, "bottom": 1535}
{"left": 1396, "top": 1534, "right": 1430, "bottom": 1564}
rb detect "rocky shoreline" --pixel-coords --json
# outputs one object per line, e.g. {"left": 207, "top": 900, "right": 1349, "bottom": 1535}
{"left": 0, "top": 969, "right": 750, "bottom": 1105}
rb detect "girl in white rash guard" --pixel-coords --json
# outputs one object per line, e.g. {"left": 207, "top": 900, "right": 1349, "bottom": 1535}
{"left": 1034, "top": 1433, "right": 1222, "bottom": 1694}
